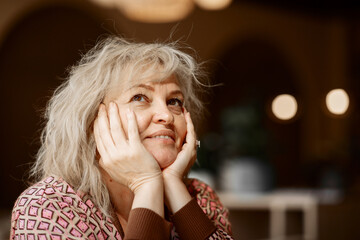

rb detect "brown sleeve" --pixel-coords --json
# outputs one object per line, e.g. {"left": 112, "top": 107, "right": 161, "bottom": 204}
{"left": 171, "top": 198, "right": 217, "bottom": 240}
{"left": 125, "top": 208, "right": 172, "bottom": 240}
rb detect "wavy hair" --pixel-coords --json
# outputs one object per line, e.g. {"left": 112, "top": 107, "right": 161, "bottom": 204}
{"left": 30, "top": 36, "right": 207, "bottom": 217}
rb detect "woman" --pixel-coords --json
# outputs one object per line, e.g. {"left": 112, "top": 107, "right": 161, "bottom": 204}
{"left": 10, "top": 36, "right": 232, "bottom": 239}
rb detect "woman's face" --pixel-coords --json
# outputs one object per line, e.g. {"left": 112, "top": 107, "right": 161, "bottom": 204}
{"left": 104, "top": 74, "right": 187, "bottom": 169}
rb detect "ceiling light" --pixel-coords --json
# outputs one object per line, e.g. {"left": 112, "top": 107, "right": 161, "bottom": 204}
{"left": 116, "top": 0, "right": 194, "bottom": 23}
{"left": 194, "top": 0, "right": 232, "bottom": 10}
{"left": 271, "top": 94, "right": 298, "bottom": 121}
{"left": 326, "top": 89, "right": 349, "bottom": 115}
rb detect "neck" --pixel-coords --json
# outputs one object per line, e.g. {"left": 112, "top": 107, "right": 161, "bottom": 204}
{"left": 101, "top": 168, "right": 134, "bottom": 222}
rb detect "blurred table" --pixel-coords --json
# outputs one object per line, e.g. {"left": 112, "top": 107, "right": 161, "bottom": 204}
{"left": 218, "top": 191, "right": 318, "bottom": 240}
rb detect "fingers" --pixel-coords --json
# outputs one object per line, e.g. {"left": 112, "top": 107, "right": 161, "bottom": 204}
{"left": 127, "top": 109, "right": 141, "bottom": 144}
{"left": 93, "top": 118, "right": 108, "bottom": 160}
{"left": 96, "top": 104, "right": 116, "bottom": 152}
{"left": 108, "top": 102, "right": 126, "bottom": 147}
{"left": 166, "top": 109, "right": 197, "bottom": 175}
{"left": 95, "top": 102, "right": 142, "bottom": 154}
{"left": 184, "top": 110, "right": 196, "bottom": 147}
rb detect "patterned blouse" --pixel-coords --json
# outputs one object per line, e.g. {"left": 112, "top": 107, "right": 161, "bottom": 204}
{"left": 10, "top": 176, "right": 232, "bottom": 239}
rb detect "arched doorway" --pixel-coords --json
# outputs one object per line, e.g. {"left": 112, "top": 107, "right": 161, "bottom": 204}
{"left": 204, "top": 37, "right": 302, "bottom": 188}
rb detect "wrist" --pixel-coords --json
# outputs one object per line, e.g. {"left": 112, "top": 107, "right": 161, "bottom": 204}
{"left": 163, "top": 177, "right": 191, "bottom": 214}
{"left": 132, "top": 176, "right": 165, "bottom": 217}
{"left": 163, "top": 175, "right": 184, "bottom": 189}
{"left": 162, "top": 169, "right": 183, "bottom": 182}
{"left": 136, "top": 176, "right": 163, "bottom": 190}
{"left": 130, "top": 173, "right": 163, "bottom": 194}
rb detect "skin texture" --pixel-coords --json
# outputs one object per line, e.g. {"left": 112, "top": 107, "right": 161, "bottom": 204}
{"left": 93, "top": 73, "right": 198, "bottom": 229}
{"left": 104, "top": 74, "right": 187, "bottom": 169}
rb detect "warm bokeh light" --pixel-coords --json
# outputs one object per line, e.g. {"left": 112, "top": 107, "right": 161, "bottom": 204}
{"left": 118, "top": 0, "right": 194, "bottom": 23}
{"left": 271, "top": 94, "right": 298, "bottom": 121}
{"left": 90, "top": 0, "right": 194, "bottom": 23}
{"left": 194, "top": 0, "right": 232, "bottom": 10}
{"left": 326, "top": 89, "right": 349, "bottom": 115}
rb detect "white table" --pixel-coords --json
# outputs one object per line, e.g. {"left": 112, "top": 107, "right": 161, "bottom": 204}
{"left": 218, "top": 192, "right": 318, "bottom": 240}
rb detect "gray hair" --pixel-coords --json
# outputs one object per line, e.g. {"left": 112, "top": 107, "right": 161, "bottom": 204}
{"left": 30, "top": 36, "right": 207, "bottom": 217}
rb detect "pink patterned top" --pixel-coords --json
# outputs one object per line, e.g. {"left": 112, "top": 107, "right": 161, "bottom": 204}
{"left": 10, "top": 176, "right": 232, "bottom": 239}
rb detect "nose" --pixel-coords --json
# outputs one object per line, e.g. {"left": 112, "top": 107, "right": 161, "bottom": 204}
{"left": 152, "top": 101, "right": 174, "bottom": 125}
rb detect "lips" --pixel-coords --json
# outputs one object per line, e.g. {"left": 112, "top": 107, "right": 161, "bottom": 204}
{"left": 147, "top": 130, "right": 176, "bottom": 141}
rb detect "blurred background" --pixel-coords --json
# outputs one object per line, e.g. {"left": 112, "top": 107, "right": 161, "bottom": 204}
{"left": 0, "top": 0, "right": 359, "bottom": 239}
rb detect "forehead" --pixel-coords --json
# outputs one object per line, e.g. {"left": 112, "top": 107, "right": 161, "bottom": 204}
{"left": 128, "top": 74, "right": 180, "bottom": 89}
{"left": 105, "top": 72, "right": 182, "bottom": 99}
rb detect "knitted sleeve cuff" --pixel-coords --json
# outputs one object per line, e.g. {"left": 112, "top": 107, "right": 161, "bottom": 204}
{"left": 125, "top": 208, "right": 171, "bottom": 240}
{"left": 171, "top": 198, "right": 217, "bottom": 240}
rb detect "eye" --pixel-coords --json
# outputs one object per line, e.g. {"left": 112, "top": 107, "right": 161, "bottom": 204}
{"left": 167, "top": 98, "right": 183, "bottom": 107}
{"left": 131, "top": 94, "right": 147, "bottom": 102}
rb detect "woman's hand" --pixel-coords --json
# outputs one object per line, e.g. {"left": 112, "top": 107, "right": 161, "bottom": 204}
{"left": 162, "top": 109, "right": 197, "bottom": 213}
{"left": 162, "top": 109, "right": 197, "bottom": 180}
{"left": 94, "top": 102, "right": 162, "bottom": 194}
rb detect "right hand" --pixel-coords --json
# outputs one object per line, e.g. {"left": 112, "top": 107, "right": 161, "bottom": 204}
{"left": 94, "top": 102, "right": 162, "bottom": 194}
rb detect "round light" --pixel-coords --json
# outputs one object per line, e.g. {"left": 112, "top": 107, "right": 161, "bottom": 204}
{"left": 326, "top": 89, "right": 349, "bottom": 115}
{"left": 194, "top": 0, "right": 232, "bottom": 10}
{"left": 271, "top": 94, "right": 298, "bottom": 121}
{"left": 116, "top": 0, "right": 194, "bottom": 23}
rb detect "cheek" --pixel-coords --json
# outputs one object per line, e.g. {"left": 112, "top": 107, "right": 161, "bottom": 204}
{"left": 117, "top": 107, "right": 151, "bottom": 137}
{"left": 133, "top": 111, "right": 150, "bottom": 134}
{"left": 176, "top": 117, "right": 187, "bottom": 148}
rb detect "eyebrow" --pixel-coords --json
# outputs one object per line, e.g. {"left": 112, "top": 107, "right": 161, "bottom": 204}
{"left": 127, "top": 84, "right": 184, "bottom": 97}
{"left": 169, "top": 90, "right": 184, "bottom": 97}
{"left": 126, "top": 83, "right": 154, "bottom": 92}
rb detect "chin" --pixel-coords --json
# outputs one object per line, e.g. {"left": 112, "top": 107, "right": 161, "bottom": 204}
{"left": 158, "top": 160, "right": 174, "bottom": 169}
{"left": 150, "top": 150, "right": 177, "bottom": 169}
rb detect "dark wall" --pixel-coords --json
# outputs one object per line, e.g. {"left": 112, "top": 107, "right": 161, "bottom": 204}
{"left": 0, "top": 3, "right": 109, "bottom": 208}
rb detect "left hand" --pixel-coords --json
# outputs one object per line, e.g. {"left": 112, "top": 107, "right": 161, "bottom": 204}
{"left": 162, "top": 109, "right": 197, "bottom": 180}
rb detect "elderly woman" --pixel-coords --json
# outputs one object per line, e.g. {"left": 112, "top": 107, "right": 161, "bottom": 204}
{"left": 10, "top": 36, "right": 232, "bottom": 239}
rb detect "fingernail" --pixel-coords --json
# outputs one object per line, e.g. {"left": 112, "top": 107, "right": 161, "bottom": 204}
{"left": 109, "top": 102, "right": 116, "bottom": 110}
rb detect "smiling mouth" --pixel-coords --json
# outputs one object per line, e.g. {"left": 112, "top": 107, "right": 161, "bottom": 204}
{"left": 152, "top": 135, "right": 173, "bottom": 140}
{"left": 147, "top": 130, "right": 176, "bottom": 142}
